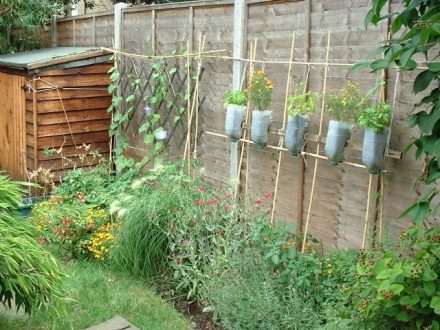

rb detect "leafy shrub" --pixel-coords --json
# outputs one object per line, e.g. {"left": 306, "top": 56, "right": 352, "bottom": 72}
{"left": 347, "top": 223, "right": 440, "bottom": 328}
{"left": 53, "top": 162, "right": 135, "bottom": 208}
{"left": 325, "top": 80, "right": 365, "bottom": 122}
{"left": 167, "top": 185, "right": 271, "bottom": 298}
{"left": 203, "top": 253, "right": 321, "bottom": 330}
{"left": 224, "top": 90, "right": 247, "bottom": 107}
{"left": 287, "top": 83, "right": 319, "bottom": 116}
{"left": 30, "top": 197, "right": 112, "bottom": 259}
{"left": 0, "top": 173, "right": 66, "bottom": 315}
{"left": 357, "top": 101, "right": 391, "bottom": 133}
{"left": 248, "top": 70, "right": 273, "bottom": 110}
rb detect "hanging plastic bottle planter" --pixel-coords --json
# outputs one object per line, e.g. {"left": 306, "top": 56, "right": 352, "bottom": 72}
{"left": 325, "top": 120, "right": 353, "bottom": 165}
{"left": 324, "top": 81, "right": 364, "bottom": 165}
{"left": 223, "top": 91, "right": 247, "bottom": 141}
{"left": 285, "top": 115, "right": 309, "bottom": 156}
{"left": 248, "top": 70, "right": 273, "bottom": 150}
{"left": 362, "top": 127, "right": 389, "bottom": 174}
{"left": 357, "top": 101, "right": 392, "bottom": 174}
{"left": 285, "top": 84, "right": 318, "bottom": 156}
{"left": 251, "top": 110, "right": 272, "bottom": 150}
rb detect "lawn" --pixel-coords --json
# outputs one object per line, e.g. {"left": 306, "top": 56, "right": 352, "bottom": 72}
{"left": 0, "top": 259, "right": 191, "bottom": 330}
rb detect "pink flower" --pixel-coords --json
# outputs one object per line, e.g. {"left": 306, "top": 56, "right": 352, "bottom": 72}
{"left": 224, "top": 205, "right": 231, "bottom": 210}
{"left": 195, "top": 198, "right": 204, "bottom": 206}
{"left": 225, "top": 193, "right": 232, "bottom": 198}
{"left": 255, "top": 199, "right": 262, "bottom": 205}
{"left": 206, "top": 198, "right": 218, "bottom": 205}
{"left": 38, "top": 237, "right": 47, "bottom": 244}
{"left": 77, "top": 193, "right": 86, "bottom": 202}
{"left": 52, "top": 227, "right": 59, "bottom": 234}
{"left": 198, "top": 186, "right": 207, "bottom": 192}
{"left": 172, "top": 208, "right": 179, "bottom": 213}
{"left": 263, "top": 193, "right": 272, "bottom": 199}
{"left": 182, "top": 239, "right": 189, "bottom": 245}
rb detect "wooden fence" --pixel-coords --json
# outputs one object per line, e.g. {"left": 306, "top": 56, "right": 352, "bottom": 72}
{"left": 51, "top": 0, "right": 427, "bottom": 250}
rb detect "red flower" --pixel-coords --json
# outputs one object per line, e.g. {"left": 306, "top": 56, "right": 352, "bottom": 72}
{"left": 182, "top": 239, "right": 189, "bottom": 245}
{"left": 57, "top": 197, "right": 63, "bottom": 204}
{"left": 263, "top": 193, "right": 272, "bottom": 199}
{"left": 255, "top": 199, "right": 262, "bottom": 205}
{"left": 38, "top": 237, "right": 47, "bottom": 244}
{"left": 172, "top": 207, "right": 179, "bottom": 213}
{"left": 77, "top": 193, "right": 86, "bottom": 202}
{"left": 224, "top": 205, "right": 231, "bottom": 210}
{"left": 225, "top": 193, "right": 232, "bottom": 198}
{"left": 168, "top": 225, "right": 176, "bottom": 231}
{"left": 206, "top": 198, "right": 218, "bottom": 205}
{"left": 195, "top": 198, "right": 204, "bottom": 206}
{"left": 198, "top": 186, "right": 207, "bottom": 192}
{"left": 52, "top": 227, "right": 59, "bottom": 234}
{"left": 88, "top": 222, "right": 95, "bottom": 228}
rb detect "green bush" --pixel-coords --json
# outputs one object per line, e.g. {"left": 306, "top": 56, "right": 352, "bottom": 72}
{"left": 53, "top": 162, "right": 135, "bottom": 208}
{"left": 347, "top": 223, "right": 440, "bottom": 328}
{"left": 224, "top": 90, "right": 247, "bottom": 107}
{"left": 203, "top": 252, "right": 321, "bottom": 330}
{"left": 357, "top": 101, "right": 391, "bottom": 133}
{"left": 0, "top": 173, "right": 66, "bottom": 315}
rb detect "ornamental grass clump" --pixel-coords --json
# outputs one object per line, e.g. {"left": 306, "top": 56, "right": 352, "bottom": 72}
{"left": 0, "top": 173, "right": 66, "bottom": 315}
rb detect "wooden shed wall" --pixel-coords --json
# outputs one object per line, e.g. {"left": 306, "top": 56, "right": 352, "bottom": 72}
{"left": 0, "top": 73, "right": 27, "bottom": 180}
{"left": 24, "top": 62, "right": 112, "bottom": 179}
{"left": 54, "top": 0, "right": 426, "bottom": 250}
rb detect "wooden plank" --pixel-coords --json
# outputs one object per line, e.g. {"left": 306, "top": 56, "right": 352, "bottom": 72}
{"left": 35, "top": 89, "right": 109, "bottom": 101}
{"left": 28, "top": 96, "right": 111, "bottom": 113}
{"left": 40, "top": 153, "right": 109, "bottom": 171}
{"left": 37, "top": 109, "right": 111, "bottom": 125}
{"left": 38, "top": 130, "right": 109, "bottom": 148}
{"left": 35, "top": 73, "right": 111, "bottom": 89}
{"left": 37, "top": 119, "right": 110, "bottom": 137}
{"left": 38, "top": 63, "right": 112, "bottom": 76}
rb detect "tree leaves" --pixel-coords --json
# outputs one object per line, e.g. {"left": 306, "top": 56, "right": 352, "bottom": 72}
{"left": 414, "top": 70, "right": 435, "bottom": 94}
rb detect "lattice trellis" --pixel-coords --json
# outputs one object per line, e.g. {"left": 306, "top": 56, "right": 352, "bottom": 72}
{"left": 114, "top": 55, "right": 205, "bottom": 158}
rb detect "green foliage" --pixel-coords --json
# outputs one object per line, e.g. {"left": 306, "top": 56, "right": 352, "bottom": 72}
{"left": 52, "top": 162, "right": 135, "bottom": 208}
{"left": 325, "top": 80, "right": 365, "bottom": 122}
{"left": 347, "top": 223, "right": 440, "bottom": 328}
{"left": 203, "top": 253, "right": 322, "bottom": 330}
{"left": 0, "top": 173, "right": 66, "bottom": 315}
{"left": 0, "top": 0, "right": 69, "bottom": 54}
{"left": 362, "top": 0, "right": 440, "bottom": 223}
{"left": 248, "top": 70, "right": 273, "bottom": 110}
{"left": 287, "top": 83, "right": 319, "bottom": 116}
{"left": 224, "top": 90, "right": 247, "bottom": 107}
{"left": 357, "top": 101, "right": 392, "bottom": 132}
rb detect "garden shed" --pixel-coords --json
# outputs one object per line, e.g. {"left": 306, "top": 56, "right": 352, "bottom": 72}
{"left": 0, "top": 47, "right": 112, "bottom": 182}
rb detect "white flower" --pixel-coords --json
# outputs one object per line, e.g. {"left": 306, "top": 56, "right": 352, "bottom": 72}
{"left": 117, "top": 208, "right": 127, "bottom": 219}
{"left": 144, "top": 105, "right": 153, "bottom": 116}
{"left": 154, "top": 129, "right": 168, "bottom": 140}
{"left": 131, "top": 179, "right": 143, "bottom": 190}
{"left": 109, "top": 201, "right": 121, "bottom": 216}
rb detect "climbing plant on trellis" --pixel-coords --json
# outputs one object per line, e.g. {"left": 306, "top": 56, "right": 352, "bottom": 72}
{"left": 107, "top": 52, "right": 205, "bottom": 172}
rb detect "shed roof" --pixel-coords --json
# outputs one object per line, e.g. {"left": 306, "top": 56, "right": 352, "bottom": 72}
{"left": 0, "top": 47, "right": 111, "bottom": 73}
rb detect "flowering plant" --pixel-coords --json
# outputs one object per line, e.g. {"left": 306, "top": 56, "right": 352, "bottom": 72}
{"left": 30, "top": 195, "right": 112, "bottom": 259}
{"left": 325, "top": 81, "right": 365, "bottom": 122}
{"left": 167, "top": 183, "right": 273, "bottom": 298}
{"left": 248, "top": 70, "right": 273, "bottom": 110}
